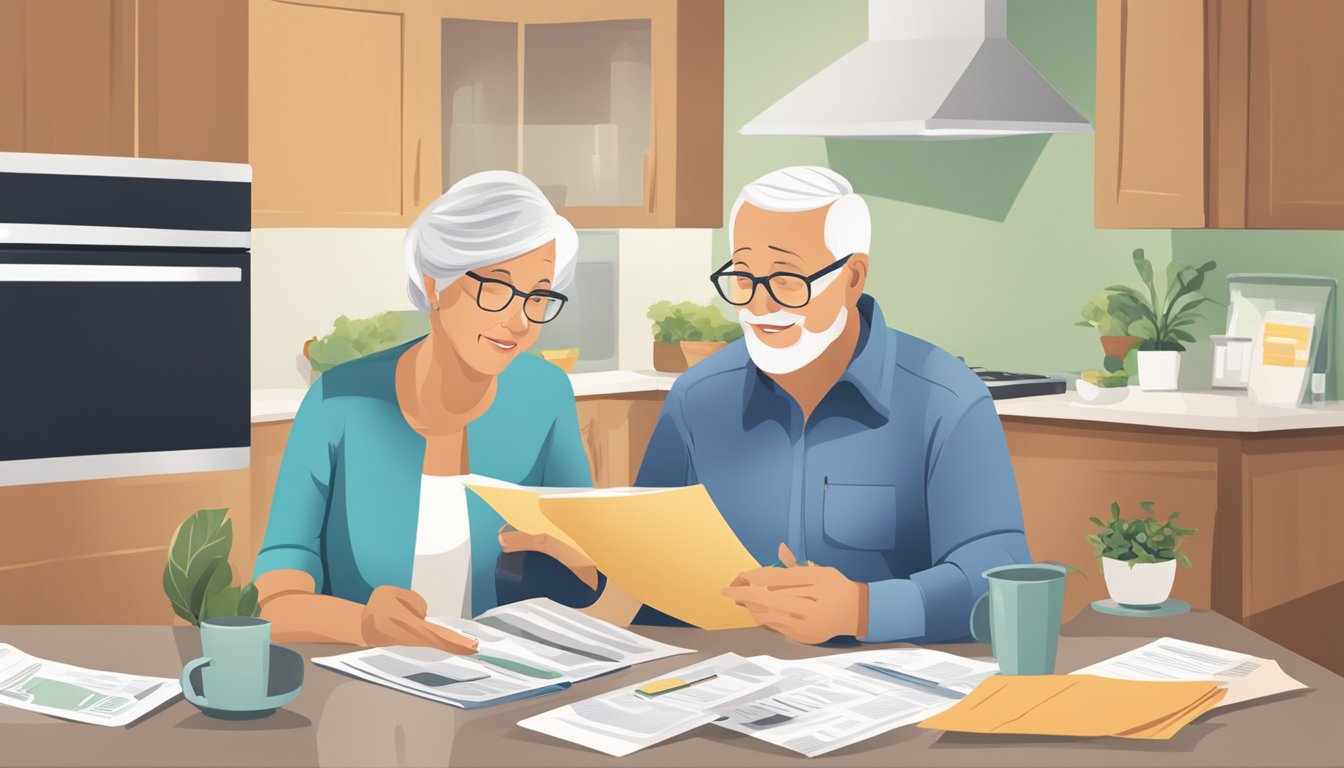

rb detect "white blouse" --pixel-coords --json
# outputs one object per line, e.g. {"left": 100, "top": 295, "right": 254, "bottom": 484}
{"left": 410, "top": 474, "right": 473, "bottom": 619}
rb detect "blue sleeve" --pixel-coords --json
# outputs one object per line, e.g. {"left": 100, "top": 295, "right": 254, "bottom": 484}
{"left": 253, "top": 379, "right": 335, "bottom": 590}
{"left": 539, "top": 373, "right": 592, "bottom": 488}
{"left": 862, "top": 396, "right": 1032, "bottom": 643}
{"left": 634, "top": 384, "right": 697, "bottom": 487}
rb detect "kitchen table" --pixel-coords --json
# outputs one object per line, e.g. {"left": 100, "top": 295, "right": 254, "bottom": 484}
{"left": 2, "top": 609, "right": 1341, "bottom": 767}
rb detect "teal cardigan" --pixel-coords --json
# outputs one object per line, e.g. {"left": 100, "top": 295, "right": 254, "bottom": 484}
{"left": 253, "top": 337, "right": 592, "bottom": 614}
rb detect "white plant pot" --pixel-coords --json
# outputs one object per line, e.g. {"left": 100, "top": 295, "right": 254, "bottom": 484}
{"left": 1101, "top": 557, "right": 1177, "bottom": 606}
{"left": 1137, "top": 350, "right": 1181, "bottom": 391}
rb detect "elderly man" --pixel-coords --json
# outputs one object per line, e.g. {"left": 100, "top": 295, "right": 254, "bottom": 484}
{"left": 632, "top": 166, "right": 1032, "bottom": 644}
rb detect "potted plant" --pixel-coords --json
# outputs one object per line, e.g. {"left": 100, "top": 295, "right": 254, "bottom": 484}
{"left": 648, "top": 301, "right": 743, "bottom": 372}
{"left": 1104, "top": 249, "right": 1217, "bottom": 391}
{"left": 300, "top": 310, "right": 430, "bottom": 383}
{"left": 1076, "top": 291, "right": 1144, "bottom": 360}
{"left": 1085, "top": 502, "right": 1197, "bottom": 607}
{"left": 163, "top": 508, "right": 260, "bottom": 625}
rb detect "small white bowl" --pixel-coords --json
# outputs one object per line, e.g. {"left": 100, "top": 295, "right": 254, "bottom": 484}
{"left": 1076, "top": 379, "right": 1129, "bottom": 405}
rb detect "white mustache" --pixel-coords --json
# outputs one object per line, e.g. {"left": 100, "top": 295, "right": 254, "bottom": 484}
{"left": 739, "top": 309, "right": 805, "bottom": 326}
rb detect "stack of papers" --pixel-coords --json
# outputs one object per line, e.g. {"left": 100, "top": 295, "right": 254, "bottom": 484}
{"left": 1070, "top": 636, "right": 1308, "bottom": 708}
{"left": 520, "top": 647, "right": 1000, "bottom": 757}
{"left": 0, "top": 644, "right": 181, "bottom": 727}
{"left": 919, "top": 674, "right": 1227, "bottom": 739}
{"left": 463, "top": 477, "right": 760, "bottom": 630}
{"left": 312, "top": 599, "right": 691, "bottom": 709}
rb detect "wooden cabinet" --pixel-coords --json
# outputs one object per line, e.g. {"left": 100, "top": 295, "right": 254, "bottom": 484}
{"left": 0, "top": 0, "right": 135, "bottom": 156}
{"left": 138, "top": 0, "right": 248, "bottom": 163}
{"left": 249, "top": 0, "right": 438, "bottom": 226}
{"left": 0, "top": 0, "right": 246, "bottom": 163}
{"left": 1097, "top": 0, "right": 1344, "bottom": 229}
{"left": 440, "top": 0, "right": 723, "bottom": 229}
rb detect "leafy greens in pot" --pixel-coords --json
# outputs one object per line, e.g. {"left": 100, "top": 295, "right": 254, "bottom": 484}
{"left": 307, "top": 310, "right": 431, "bottom": 373}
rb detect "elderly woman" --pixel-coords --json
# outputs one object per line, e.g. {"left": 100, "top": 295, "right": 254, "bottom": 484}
{"left": 253, "top": 171, "right": 594, "bottom": 653}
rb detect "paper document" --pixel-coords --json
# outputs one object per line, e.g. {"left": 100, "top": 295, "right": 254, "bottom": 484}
{"left": 919, "top": 674, "right": 1227, "bottom": 739}
{"left": 462, "top": 478, "right": 760, "bottom": 630}
{"left": 0, "top": 644, "right": 181, "bottom": 727}
{"left": 1070, "top": 636, "right": 1308, "bottom": 708}
{"left": 713, "top": 649, "right": 997, "bottom": 757}
{"left": 312, "top": 599, "right": 691, "bottom": 709}
{"left": 519, "top": 653, "right": 778, "bottom": 757}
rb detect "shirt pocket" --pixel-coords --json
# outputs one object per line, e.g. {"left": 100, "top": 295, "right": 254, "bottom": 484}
{"left": 821, "top": 480, "right": 898, "bottom": 551}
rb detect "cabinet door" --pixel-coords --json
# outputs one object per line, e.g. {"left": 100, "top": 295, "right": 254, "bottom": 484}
{"left": 250, "top": 0, "right": 437, "bottom": 226}
{"left": 1095, "top": 0, "right": 1207, "bottom": 228}
{"left": 1245, "top": 0, "right": 1344, "bottom": 229}
{"left": 0, "top": 0, "right": 134, "bottom": 156}
{"left": 138, "top": 0, "right": 248, "bottom": 163}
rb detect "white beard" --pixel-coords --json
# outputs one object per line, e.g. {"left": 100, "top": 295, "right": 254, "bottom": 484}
{"left": 740, "top": 306, "right": 849, "bottom": 375}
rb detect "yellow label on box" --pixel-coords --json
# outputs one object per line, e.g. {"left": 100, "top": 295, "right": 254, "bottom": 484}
{"left": 1262, "top": 323, "right": 1311, "bottom": 368}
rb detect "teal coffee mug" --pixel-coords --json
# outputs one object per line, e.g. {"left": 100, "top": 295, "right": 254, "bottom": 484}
{"left": 969, "top": 564, "right": 1067, "bottom": 675}
{"left": 181, "top": 616, "right": 272, "bottom": 711}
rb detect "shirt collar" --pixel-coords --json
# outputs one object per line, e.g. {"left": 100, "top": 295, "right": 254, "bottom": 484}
{"left": 741, "top": 294, "right": 895, "bottom": 426}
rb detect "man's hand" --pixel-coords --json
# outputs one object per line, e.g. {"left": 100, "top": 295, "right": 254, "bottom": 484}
{"left": 722, "top": 543, "right": 869, "bottom": 645}
{"left": 360, "top": 585, "right": 479, "bottom": 654}
{"left": 498, "top": 526, "right": 599, "bottom": 590}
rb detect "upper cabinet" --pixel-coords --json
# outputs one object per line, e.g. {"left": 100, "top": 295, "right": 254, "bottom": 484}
{"left": 0, "top": 0, "right": 136, "bottom": 156}
{"left": 249, "top": 0, "right": 438, "bottom": 227}
{"left": 250, "top": 0, "right": 722, "bottom": 228}
{"left": 440, "top": 0, "right": 723, "bottom": 228}
{"left": 1097, "top": 0, "right": 1344, "bottom": 229}
{"left": 0, "top": 0, "right": 245, "bottom": 162}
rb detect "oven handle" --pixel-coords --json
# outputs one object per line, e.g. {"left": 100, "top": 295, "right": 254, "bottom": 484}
{"left": 0, "top": 264, "right": 241, "bottom": 282}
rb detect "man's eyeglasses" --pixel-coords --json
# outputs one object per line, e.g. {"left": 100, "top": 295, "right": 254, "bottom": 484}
{"left": 710, "top": 254, "right": 852, "bottom": 309}
{"left": 462, "top": 271, "right": 568, "bottom": 324}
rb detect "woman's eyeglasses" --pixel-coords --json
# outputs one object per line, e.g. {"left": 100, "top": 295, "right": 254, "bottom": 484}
{"left": 710, "top": 254, "right": 852, "bottom": 308}
{"left": 461, "top": 272, "right": 568, "bottom": 324}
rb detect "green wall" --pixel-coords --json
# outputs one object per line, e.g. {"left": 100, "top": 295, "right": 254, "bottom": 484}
{"left": 717, "top": 0, "right": 1344, "bottom": 395}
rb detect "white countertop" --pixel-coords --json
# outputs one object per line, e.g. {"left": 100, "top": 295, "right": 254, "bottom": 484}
{"left": 255, "top": 377, "right": 1344, "bottom": 433}
{"left": 995, "top": 387, "right": 1344, "bottom": 433}
{"left": 251, "top": 370, "right": 678, "bottom": 423}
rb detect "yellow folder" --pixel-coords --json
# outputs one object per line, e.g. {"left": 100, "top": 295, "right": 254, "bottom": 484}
{"left": 918, "top": 674, "right": 1227, "bottom": 740}
{"left": 462, "top": 481, "right": 759, "bottom": 630}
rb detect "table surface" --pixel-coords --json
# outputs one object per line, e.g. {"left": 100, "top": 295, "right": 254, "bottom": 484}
{"left": 3, "top": 610, "right": 1342, "bottom": 768}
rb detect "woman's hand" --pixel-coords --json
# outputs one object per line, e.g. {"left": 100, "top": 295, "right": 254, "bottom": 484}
{"left": 498, "top": 526, "right": 599, "bottom": 589}
{"left": 360, "top": 585, "right": 480, "bottom": 654}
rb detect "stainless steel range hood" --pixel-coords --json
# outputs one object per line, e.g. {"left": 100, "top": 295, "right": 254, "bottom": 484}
{"left": 741, "top": 0, "right": 1091, "bottom": 140}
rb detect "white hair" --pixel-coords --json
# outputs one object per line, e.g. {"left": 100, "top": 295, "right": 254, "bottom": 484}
{"left": 728, "top": 166, "right": 871, "bottom": 260}
{"left": 404, "top": 170, "right": 578, "bottom": 313}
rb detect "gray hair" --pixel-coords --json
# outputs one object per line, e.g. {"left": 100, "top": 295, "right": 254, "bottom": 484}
{"left": 404, "top": 171, "right": 578, "bottom": 312}
{"left": 728, "top": 166, "right": 871, "bottom": 260}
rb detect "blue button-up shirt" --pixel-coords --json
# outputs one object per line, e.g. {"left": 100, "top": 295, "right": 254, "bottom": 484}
{"left": 635, "top": 295, "right": 1032, "bottom": 642}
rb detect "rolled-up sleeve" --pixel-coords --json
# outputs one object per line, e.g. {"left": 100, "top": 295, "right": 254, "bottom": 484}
{"left": 253, "top": 378, "right": 336, "bottom": 590}
{"left": 862, "top": 396, "right": 1032, "bottom": 643}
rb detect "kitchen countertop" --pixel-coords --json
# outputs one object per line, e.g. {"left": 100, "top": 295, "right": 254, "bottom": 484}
{"left": 251, "top": 370, "right": 679, "bottom": 423}
{"left": 256, "top": 377, "right": 1344, "bottom": 433}
{"left": 995, "top": 386, "right": 1344, "bottom": 433}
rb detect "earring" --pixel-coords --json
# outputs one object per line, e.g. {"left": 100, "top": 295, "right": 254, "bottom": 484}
{"left": 431, "top": 302, "right": 439, "bottom": 310}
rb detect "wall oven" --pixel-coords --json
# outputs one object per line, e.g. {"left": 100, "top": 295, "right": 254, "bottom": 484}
{"left": 0, "top": 152, "right": 251, "bottom": 486}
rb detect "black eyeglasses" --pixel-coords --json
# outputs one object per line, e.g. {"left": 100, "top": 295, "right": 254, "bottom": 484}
{"left": 462, "top": 271, "right": 568, "bottom": 324}
{"left": 710, "top": 254, "right": 852, "bottom": 308}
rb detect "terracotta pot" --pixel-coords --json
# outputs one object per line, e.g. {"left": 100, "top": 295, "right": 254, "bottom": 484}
{"left": 1100, "top": 335, "right": 1143, "bottom": 358}
{"left": 679, "top": 341, "right": 726, "bottom": 368}
{"left": 653, "top": 342, "right": 688, "bottom": 372}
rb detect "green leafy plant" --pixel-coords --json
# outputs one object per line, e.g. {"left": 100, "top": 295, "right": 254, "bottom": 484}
{"left": 1085, "top": 502, "right": 1198, "bottom": 570}
{"left": 1075, "top": 291, "right": 1145, "bottom": 337}
{"left": 307, "top": 310, "right": 430, "bottom": 373}
{"left": 1104, "top": 249, "right": 1217, "bottom": 352}
{"left": 162, "top": 508, "right": 259, "bottom": 625}
{"left": 647, "top": 301, "right": 743, "bottom": 344}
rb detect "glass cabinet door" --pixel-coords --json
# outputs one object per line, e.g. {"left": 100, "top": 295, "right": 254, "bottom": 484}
{"left": 521, "top": 20, "right": 652, "bottom": 212}
{"left": 441, "top": 19, "right": 519, "bottom": 190}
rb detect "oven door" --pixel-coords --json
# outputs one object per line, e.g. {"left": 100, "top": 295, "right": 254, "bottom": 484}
{"left": 0, "top": 245, "right": 249, "bottom": 485}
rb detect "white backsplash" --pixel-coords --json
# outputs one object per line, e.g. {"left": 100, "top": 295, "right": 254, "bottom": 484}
{"left": 249, "top": 227, "right": 715, "bottom": 389}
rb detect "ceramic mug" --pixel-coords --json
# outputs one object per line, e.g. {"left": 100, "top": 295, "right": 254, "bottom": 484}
{"left": 181, "top": 616, "right": 272, "bottom": 711}
{"left": 969, "top": 564, "right": 1067, "bottom": 675}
